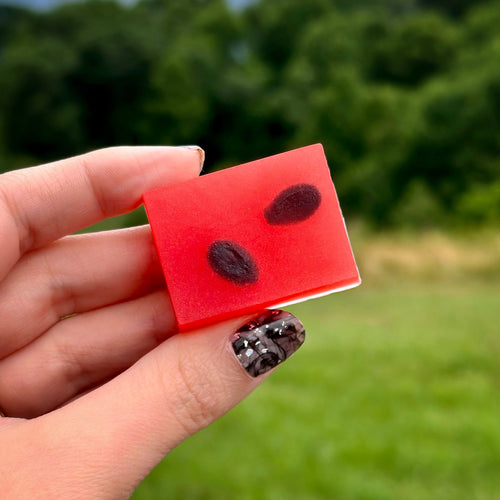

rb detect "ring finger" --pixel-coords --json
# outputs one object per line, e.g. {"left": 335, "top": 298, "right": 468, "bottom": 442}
{"left": 0, "top": 289, "right": 176, "bottom": 418}
{"left": 0, "top": 225, "right": 163, "bottom": 358}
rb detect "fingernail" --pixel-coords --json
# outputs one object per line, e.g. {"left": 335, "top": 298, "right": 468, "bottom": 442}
{"left": 232, "top": 310, "right": 305, "bottom": 377}
{"left": 179, "top": 145, "right": 205, "bottom": 172}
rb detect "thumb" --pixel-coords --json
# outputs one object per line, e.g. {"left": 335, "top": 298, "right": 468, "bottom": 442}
{"left": 13, "top": 310, "right": 305, "bottom": 499}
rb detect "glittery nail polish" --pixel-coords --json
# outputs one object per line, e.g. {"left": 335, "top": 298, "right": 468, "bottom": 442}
{"left": 232, "top": 310, "right": 305, "bottom": 377}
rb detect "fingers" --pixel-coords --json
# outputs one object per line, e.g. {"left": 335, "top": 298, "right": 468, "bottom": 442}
{"left": 11, "top": 311, "right": 305, "bottom": 498}
{"left": 0, "top": 226, "right": 163, "bottom": 358}
{"left": 0, "top": 145, "right": 204, "bottom": 281}
{"left": 0, "top": 289, "right": 176, "bottom": 418}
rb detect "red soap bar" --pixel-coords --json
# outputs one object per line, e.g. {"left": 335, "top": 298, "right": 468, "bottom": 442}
{"left": 144, "top": 144, "right": 360, "bottom": 332}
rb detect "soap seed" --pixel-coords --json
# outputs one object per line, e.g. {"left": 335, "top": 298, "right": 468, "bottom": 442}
{"left": 264, "top": 183, "right": 321, "bottom": 225}
{"left": 207, "top": 240, "right": 259, "bottom": 285}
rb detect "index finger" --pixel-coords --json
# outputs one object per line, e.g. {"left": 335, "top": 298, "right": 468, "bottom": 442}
{"left": 0, "top": 146, "right": 204, "bottom": 281}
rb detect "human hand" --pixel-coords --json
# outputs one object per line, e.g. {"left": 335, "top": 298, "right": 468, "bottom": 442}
{"left": 0, "top": 147, "right": 305, "bottom": 499}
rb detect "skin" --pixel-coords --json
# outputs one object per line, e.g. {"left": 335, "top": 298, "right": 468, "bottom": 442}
{"left": 0, "top": 147, "right": 270, "bottom": 499}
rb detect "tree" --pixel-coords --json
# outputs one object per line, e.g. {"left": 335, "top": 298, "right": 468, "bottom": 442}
{"left": 417, "top": 0, "right": 492, "bottom": 18}
{"left": 0, "top": 1, "right": 159, "bottom": 162}
{"left": 365, "top": 13, "right": 459, "bottom": 86}
{"left": 1, "top": 0, "right": 499, "bottom": 226}
{"left": 0, "top": 34, "right": 81, "bottom": 161}
{"left": 243, "top": 0, "right": 331, "bottom": 71}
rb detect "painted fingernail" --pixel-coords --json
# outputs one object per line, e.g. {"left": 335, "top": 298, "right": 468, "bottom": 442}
{"left": 232, "top": 310, "right": 305, "bottom": 377}
{"left": 179, "top": 145, "right": 205, "bottom": 172}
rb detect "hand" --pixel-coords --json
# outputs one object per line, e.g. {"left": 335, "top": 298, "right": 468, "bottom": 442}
{"left": 0, "top": 147, "right": 305, "bottom": 499}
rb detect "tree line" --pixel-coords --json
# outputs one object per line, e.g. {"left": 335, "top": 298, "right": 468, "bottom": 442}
{"left": 1, "top": 0, "right": 499, "bottom": 227}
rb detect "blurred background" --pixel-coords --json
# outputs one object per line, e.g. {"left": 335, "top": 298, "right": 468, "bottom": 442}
{"left": 1, "top": 0, "right": 499, "bottom": 498}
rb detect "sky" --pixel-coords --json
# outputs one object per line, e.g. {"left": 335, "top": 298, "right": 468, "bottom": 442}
{"left": 0, "top": 0, "right": 251, "bottom": 10}
{"left": 1, "top": 0, "right": 135, "bottom": 8}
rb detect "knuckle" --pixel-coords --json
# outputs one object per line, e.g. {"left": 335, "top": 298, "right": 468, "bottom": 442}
{"left": 169, "top": 350, "right": 222, "bottom": 436}
{"left": 78, "top": 153, "right": 109, "bottom": 218}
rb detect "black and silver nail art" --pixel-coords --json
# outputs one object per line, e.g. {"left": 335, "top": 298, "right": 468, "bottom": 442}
{"left": 232, "top": 310, "right": 305, "bottom": 377}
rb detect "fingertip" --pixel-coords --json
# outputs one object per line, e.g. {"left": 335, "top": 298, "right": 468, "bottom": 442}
{"left": 229, "top": 310, "right": 306, "bottom": 378}
{"left": 178, "top": 146, "right": 205, "bottom": 173}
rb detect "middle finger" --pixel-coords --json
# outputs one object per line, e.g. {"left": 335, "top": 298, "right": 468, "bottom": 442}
{"left": 0, "top": 289, "right": 177, "bottom": 418}
{"left": 0, "top": 225, "right": 163, "bottom": 358}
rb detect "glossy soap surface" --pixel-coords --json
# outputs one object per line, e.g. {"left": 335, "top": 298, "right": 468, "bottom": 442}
{"left": 144, "top": 144, "right": 360, "bottom": 331}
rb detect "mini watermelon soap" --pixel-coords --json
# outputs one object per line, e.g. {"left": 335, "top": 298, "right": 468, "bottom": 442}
{"left": 144, "top": 144, "right": 360, "bottom": 332}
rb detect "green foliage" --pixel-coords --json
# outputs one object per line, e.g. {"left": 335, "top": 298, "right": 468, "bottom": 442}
{"left": 1, "top": 0, "right": 500, "bottom": 227}
{"left": 401, "top": 59, "right": 500, "bottom": 213}
{"left": 244, "top": 0, "right": 332, "bottom": 71}
{"left": 457, "top": 181, "right": 500, "bottom": 225}
{"left": 0, "top": 33, "right": 80, "bottom": 158}
{"left": 390, "top": 180, "right": 447, "bottom": 228}
{"left": 365, "top": 13, "right": 459, "bottom": 86}
{"left": 417, "top": 0, "right": 492, "bottom": 18}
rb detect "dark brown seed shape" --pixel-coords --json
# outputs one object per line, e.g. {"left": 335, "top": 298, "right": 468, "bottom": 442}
{"left": 264, "top": 183, "right": 321, "bottom": 225}
{"left": 207, "top": 240, "right": 259, "bottom": 285}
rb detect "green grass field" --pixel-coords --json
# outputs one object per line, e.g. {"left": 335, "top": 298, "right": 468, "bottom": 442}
{"left": 131, "top": 271, "right": 500, "bottom": 499}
